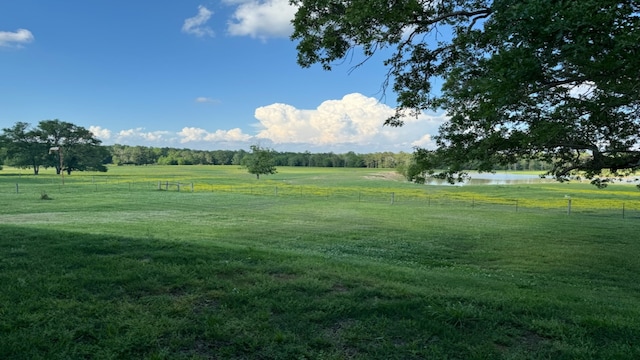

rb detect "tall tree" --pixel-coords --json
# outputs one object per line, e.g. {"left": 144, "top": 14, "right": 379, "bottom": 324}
{"left": 0, "top": 120, "right": 107, "bottom": 175}
{"left": 37, "top": 120, "right": 107, "bottom": 174}
{"left": 0, "top": 122, "right": 48, "bottom": 174}
{"left": 62, "top": 144, "right": 110, "bottom": 174}
{"left": 243, "top": 145, "right": 277, "bottom": 180}
{"left": 291, "top": 0, "right": 640, "bottom": 186}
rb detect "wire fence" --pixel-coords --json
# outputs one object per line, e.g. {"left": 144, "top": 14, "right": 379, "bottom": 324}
{"left": 3, "top": 177, "right": 640, "bottom": 220}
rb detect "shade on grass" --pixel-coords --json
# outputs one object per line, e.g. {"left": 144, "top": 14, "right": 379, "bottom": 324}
{"left": 1, "top": 166, "right": 640, "bottom": 359}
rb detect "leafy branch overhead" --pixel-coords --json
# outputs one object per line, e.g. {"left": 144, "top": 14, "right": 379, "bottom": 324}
{"left": 291, "top": 0, "right": 640, "bottom": 186}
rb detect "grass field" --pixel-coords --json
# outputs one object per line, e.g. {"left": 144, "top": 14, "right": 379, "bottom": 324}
{"left": 1, "top": 165, "right": 640, "bottom": 359}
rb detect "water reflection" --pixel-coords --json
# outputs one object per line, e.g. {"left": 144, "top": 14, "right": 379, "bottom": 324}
{"left": 425, "top": 173, "right": 555, "bottom": 186}
{"left": 425, "top": 172, "right": 640, "bottom": 186}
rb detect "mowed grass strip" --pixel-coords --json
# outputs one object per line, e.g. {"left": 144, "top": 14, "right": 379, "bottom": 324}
{"left": 4, "top": 165, "right": 640, "bottom": 215}
{"left": 1, "top": 179, "right": 640, "bottom": 359}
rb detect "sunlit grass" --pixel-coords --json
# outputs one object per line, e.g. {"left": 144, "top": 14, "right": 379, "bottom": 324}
{"left": 1, "top": 165, "right": 640, "bottom": 358}
{"left": 4, "top": 165, "right": 640, "bottom": 211}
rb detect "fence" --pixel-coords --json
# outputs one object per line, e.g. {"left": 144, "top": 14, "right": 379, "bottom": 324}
{"left": 3, "top": 177, "right": 640, "bottom": 220}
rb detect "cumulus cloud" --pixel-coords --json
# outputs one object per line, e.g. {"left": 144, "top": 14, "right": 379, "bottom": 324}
{"left": 0, "top": 28, "right": 34, "bottom": 47}
{"left": 88, "top": 93, "right": 444, "bottom": 151}
{"left": 411, "top": 134, "right": 435, "bottom": 148}
{"left": 254, "top": 93, "right": 445, "bottom": 151}
{"left": 182, "top": 5, "right": 215, "bottom": 37}
{"left": 87, "top": 126, "right": 252, "bottom": 149}
{"left": 226, "top": 0, "right": 296, "bottom": 39}
{"left": 178, "top": 127, "right": 252, "bottom": 143}
{"left": 89, "top": 126, "right": 112, "bottom": 140}
{"left": 116, "top": 128, "right": 174, "bottom": 143}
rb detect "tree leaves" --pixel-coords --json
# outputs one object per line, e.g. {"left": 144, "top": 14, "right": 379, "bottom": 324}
{"left": 291, "top": 0, "right": 640, "bottom": 185}
{"left": 1, "top": 120, "right": 107, "bottom": 175}
{"left": 243, "top": 145, "right": 277, "bottom": 180}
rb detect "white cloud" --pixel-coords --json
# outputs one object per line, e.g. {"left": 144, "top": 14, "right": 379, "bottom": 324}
{"left": 89, "top": 126, "right": 112, "bottom": 140}
{"left": 88, "top": 94, "right": 444, "bottom": 152}
{"left": 0, "top": 29, "right": 34, "bottom": 47}
{"left": 254, "top": 93, "right": 445, "bottom": 151}
{"left": 85, "top": 126, "right": 252, "bottom": 149}
{"left": 178, "top": 127, "right": 252, "bottom": 143}
{"left": 116, "top": 128, "right": 174, "bottom": 143}
{"left": 182, "top": 5, "right": 215, "bottom": 37}
{"left": 226, "top": 0, "right": 296, "bottom": 39}
{"left": 565, "top": 81, "right": 597, "bottom": 99}
{"left": 195, "top": 97, "right": 220, "bottom": 104}
{"left": 411, "top": 134, "right": 435, "bottom": 148}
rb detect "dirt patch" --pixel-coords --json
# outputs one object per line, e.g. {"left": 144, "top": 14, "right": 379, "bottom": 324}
{"left": 331, "top": 283, "right": 350, "bottom": 293}
{"left": 364, "top": 171, "right": 405, "bottom": 182}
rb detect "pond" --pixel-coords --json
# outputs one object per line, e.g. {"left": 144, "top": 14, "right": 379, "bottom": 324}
{"left": 424, "top": 172, "right": 558, "bottom": 186}
{"left": 424, "top": 172, "right": 640, "bottom": 186}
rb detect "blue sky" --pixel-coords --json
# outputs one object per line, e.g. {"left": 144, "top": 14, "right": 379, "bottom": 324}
{"left": 1, "top": 0, "right": 445, "bottom": 153}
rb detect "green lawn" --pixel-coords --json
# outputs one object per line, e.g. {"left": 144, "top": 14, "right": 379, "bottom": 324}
{"left": 1, "top": 166, "right": 640, "bottom": 359}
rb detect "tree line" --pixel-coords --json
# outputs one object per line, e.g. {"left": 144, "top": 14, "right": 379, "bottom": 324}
{"left": 1, "top": 120, "right": 553, "bottom": 178}
{"left": 0, "top": 120, "right": 414, "bottom": 174}
{"left": 107, "top": 144, "right": 412, "bottom": 169}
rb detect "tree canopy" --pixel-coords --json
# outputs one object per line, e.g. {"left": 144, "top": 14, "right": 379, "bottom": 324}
{"left": 243, "top": 145, "right": 277, "bottom": 180}
{"left": 0, "top": 122, "right": 46, "bottom": 174}
{"left": 0, "top": 120, "right": 108, "bottom": 175}
{"left": 291, "top": 0, "right": 640, "bottom": 186}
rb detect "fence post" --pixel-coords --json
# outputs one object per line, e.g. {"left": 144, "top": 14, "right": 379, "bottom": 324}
{"left": 158, "top": 181, "right": 161, "bottom": 190}
{"left": 16, "top": 183, "right": 19, "bottom": 194}
{"left": 177, "top": 183, "right": 181, "bottom": 192}
{"left": 191, "top": 183, "right": 194, "bottom": 193}
{"left": 391, "top": 192, "right": 395, "bottom": 205}
{"left": 275, "top": 186, "right": 278, "bottom": 196}
{"left": 567, "top": 198, "right": 572, "bottom": 215}
{"left": 165, "top": 181, "right": 169, "bottom": 191}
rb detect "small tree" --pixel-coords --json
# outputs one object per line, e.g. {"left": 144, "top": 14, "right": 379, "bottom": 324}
{"left": 243, "top": 145, "right": 277, "bottom": 180}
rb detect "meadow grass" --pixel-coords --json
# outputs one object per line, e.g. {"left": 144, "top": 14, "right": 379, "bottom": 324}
{"left": 1, "top": 165, "right": 640, "bottom": 359}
